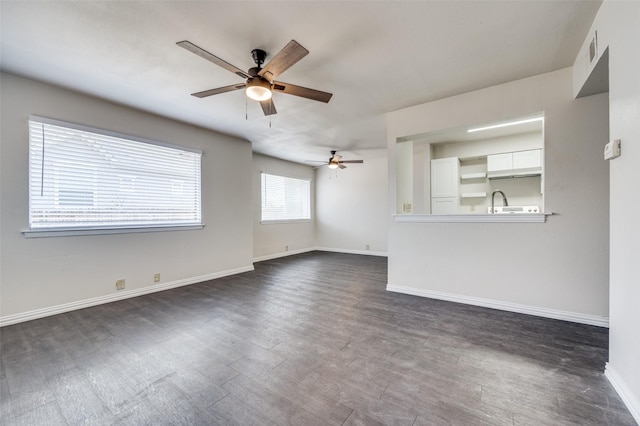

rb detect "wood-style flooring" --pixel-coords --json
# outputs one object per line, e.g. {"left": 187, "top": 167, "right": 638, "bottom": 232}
{"left": 0, "top": 252, "right": 636, "bottom": 425}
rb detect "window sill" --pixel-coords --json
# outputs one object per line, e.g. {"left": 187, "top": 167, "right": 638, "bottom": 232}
{"left": 22, "top": 224, "right": 205, "bottom": 238}
{"left": 394, "top": 213, "right": 550, "bottom": 223}
{"left": 260, "top": 219, "right": 311, "bottom": 225}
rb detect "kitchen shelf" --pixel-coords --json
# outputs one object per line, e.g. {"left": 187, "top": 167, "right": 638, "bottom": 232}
{"left": 460, "top": 172, "right": 487, "bottom": 180}
{"left": 461, "top": 192, "right": 487, "bottom": 198}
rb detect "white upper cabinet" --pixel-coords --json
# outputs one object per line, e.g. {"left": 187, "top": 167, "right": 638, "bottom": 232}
{"left": 487, "top": 149, "right": 541, "bottom": 178}
{"left": 513, "top": 149, "right": 541, "bottom": 170}
{"left": 487, "top": 153, "right": 512, "bottom": 173}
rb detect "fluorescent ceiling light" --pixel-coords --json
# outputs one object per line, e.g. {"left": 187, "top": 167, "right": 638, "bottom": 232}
{"left": 467, "top": 117, "right": 543, "bottom": 133}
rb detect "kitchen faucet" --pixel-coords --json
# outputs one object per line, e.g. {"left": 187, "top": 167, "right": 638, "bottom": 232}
{"left": 491, "top": 190, "right": 508, "bottom": 213}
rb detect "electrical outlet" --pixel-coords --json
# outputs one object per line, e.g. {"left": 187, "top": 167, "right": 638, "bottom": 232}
{"left": 366, "top": 244, "right": 370, "bottom": 250}
{"left": 115, "top": 279, "right": 125, "bottom": 290}
{"left": 154, "top": 273, "right": 160, "bottom": 283}
{"left": 285, "top": 245, "right": 289, "bottom": 251}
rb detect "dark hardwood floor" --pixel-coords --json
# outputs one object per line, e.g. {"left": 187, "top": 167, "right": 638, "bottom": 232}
{"left": 0, "top": 252, "right": 635, "bottom": 425}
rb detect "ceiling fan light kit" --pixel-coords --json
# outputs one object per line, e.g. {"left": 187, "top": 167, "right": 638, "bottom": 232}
{"left": 245, "top": 78, "right": 272, "bottom": 101}
{"left": 177, "top": 39, "right": 332, "bottom": 116}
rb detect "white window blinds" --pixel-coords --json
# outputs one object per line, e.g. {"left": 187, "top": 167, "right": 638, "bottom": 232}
{"left": 28, "top": 116, "right": 202, "bottom": 230}
{"left": 261, "top": 173, "right": 310, "bottom": 222}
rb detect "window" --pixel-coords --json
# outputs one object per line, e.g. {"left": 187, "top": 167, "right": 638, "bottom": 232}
{"left": 28, "top": 116, "right": 202, "bottom": 232}
{"left": 261, "top": 173, "right": 310, "bottom": 222}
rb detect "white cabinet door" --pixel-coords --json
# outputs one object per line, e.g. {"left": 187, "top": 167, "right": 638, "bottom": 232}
{"left": 431, "top": 197, "right": 459, "bottom": 214}
{"left": 487, "top": 153, "right": 512, "bottom": 172}
{"left": 430, "top": 157, "right": 459, "bottom": 214}
{"left": 513, "top": 149, "right": 541, "bottom": 169}
{"left": 488, "top": 149, "right": 542, "bottom": 178}
{"left": 431, "top": 157, "right": 459, "bottom": 197}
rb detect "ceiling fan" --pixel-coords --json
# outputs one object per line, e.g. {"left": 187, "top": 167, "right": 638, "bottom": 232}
{"left": 177, "top": 39, "right": 333, "bottom": 116}
{"left": 307, "top": 151, "right": 364, "bottom": 169}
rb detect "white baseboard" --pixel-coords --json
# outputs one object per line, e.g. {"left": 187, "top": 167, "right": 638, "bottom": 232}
{"left": 386, "top": 285, "right": 609, "bottom": 328}
{"left": 253, "top": 247, "right": 316, "bottom": 263}
{"left": 315, "top": 247, "right": 388, "bottom": 257}
{"left": 0, "top": 265, "right": 254, "bottom": 327}
{"left": 605, "top": 363, "right": 640, "bottom": 424}
{"left": 254, "top": 247, "right": 388, "bottom": 263}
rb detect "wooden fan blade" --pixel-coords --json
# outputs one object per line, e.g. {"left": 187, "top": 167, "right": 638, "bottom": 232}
{"left": 177, "top": 40, "right": 251, "bottom": 79}
{"left": 338, "top": 163, "right": 347, "bottom": 169}
{"left": 258, "top": 40, "right": 309, "bottom": 82}
{"left": 339, "top": 160, "right": 364, "bottom": 164}
{"left": 259, "top": 98, "right": 277, "bottom": 116}
{"left": 332, "top": 154, "right": 342, "bottom": 162}
{"left": 191, "top": 84, "right": 246, "bottom": 98}
{"left": 272, "top": 81, "right": 332, "bottom": 103}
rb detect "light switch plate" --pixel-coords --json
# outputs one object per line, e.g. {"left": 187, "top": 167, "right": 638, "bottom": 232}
{"left": 604, "top": 139, "right": 621, "bottom": 160}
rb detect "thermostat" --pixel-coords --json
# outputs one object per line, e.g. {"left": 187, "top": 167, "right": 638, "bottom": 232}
{"left": 604, "top": 139, "right": 621, "bottom": 160}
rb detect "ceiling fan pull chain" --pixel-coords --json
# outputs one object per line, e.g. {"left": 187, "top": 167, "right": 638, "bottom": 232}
{"left": 245, "top": 96, "right": 248, "bottom": 120}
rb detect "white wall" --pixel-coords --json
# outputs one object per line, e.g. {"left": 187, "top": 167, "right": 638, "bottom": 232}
{"left": 315, "top": 149, "right": 388, "bottom": 256}
{"left": 578, "top": 1, "right": 640, "bottom": 422}
{"left": 395, "top": 141, "right": 413, "bottom": 213}
{"left": 0, "top": 73, "right": 254, "bottom": 324}
{"left": 411, "top": 141, "right": 431, "bottom": 214}
{"left": 386, "top": 68, "right": 610, "bottom": 325}
{"left": 431, "top": 132, "right": 542, "bottom": 159}
{"left": 252, "top": 153, "right": 315, "bottom": 261}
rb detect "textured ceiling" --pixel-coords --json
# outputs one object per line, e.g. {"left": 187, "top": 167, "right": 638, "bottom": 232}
{"left": 0, "top": 1, "right": 601, "bottom": 164}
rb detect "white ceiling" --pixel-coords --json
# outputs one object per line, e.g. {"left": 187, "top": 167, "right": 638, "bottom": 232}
{"left": 0, "top": 1, "right": 600, "bottom": 165}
